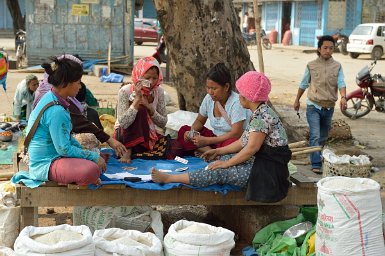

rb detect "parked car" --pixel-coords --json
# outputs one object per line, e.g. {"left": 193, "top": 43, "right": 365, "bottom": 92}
{"left": 134, "top": 18, "right": 158, "bottom": 45}
{"left": 347, "top": 23, "right": 385, "bottom": 60}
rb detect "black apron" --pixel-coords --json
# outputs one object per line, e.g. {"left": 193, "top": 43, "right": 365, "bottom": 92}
{"left": 246, "top": 144, "right": 292, "bottom": 203}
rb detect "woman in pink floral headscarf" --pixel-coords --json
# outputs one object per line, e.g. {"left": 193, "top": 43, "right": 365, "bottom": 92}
{"left": 114, "top": 56, "right": 167, "bottom": 163}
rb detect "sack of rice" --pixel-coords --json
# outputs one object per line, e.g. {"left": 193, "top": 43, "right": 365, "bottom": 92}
{"left": 93, "top": 228, "right": 163, "bottom": 256}
{"left": 316, "top": 177, "right": 385, "bottom": 255}
{"left": 14, "top": 224, "right": 94, "bottom": 256}
{"left": 164, "top": 220, "right": 235, "bottom": 256}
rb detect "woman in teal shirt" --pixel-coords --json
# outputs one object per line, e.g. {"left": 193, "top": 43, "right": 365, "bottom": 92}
{"left": 12, "top": 56, "right": 106, "bottom": 188}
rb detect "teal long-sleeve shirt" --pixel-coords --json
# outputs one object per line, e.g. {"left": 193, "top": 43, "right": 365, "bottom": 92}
{"left": 12, "top": 91, "right": 99, "bottom": 188}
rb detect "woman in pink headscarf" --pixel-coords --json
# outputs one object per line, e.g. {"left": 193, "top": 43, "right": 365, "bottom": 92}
{"left": 114, "top": 56, "right": 167, "bottom": 163}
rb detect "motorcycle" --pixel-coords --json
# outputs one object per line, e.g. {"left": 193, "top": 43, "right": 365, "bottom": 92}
{"left": 15, "top": 29, "right": 26, "bottom": 69}
{"left": 317, "top": 30, "right": 348, "bottom": 55}
{"left": 152, "top": 35, "right": 167, "bottom": 64}
{"left": 341, "top": 60, "right": 385, "bottom": 119}
{"left": 242, "top": 29, "right": 272, "bottom": 50}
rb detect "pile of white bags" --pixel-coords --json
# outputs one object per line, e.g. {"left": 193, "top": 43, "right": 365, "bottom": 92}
{"left": 164, "top": 220, "right": 235, "bottom": 256}
{"left": 0, "top": 182, "right": 20, "bottom": 248}
{"left": 73, "top": 206, "right": 163, "bottom": 241}
{"left": 14, "top": 224, "right": 95, "bottom": 256}
{"left": 316, "top": 177, "right": 385, "bottom": 255}
{"left": 93, "top": 228, "right": 163, "bottom": 256}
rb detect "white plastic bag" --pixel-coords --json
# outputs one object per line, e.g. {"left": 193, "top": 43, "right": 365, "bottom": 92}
{"left": 166, "top": 110, "right": 213, "bottom": 132}
{"left": 14, "top": 224, "right": 95, "bottom": 256}
{"left": 316, "top": 177, "right": 385, "bottom": 255}
{"left": 164, "top": 220, "right": 235, "bottom": 256}
{"left": 93, "top": 228, "right": 163, "bottom": 256}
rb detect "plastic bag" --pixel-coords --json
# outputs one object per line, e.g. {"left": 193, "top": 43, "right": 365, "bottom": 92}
{"left": 100, "top": 73, "right": 124, "bottom": 83}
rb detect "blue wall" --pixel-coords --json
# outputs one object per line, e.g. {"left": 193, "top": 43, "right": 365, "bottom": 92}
{"left": 26, "top": 0, "right": 134, "bottom": 67}
{"left": 143, "top": 0, "right": 157, "bottom": 19}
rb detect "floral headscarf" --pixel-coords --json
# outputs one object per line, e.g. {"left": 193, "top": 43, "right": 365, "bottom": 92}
{"left": 33, "top": 54, "right": 83, "bottom": 110}
{"left": 131, "top": 56, "right": 163, "bottom": 95}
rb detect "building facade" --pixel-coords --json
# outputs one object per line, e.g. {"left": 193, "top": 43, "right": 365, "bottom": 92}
{"left": 25, "top": 0, "right": 135, "bottom": 69}
{"left": 236, "top": 0, "right": 365, "bottom": 47}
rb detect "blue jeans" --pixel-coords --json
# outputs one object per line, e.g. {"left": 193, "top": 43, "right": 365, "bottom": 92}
{"left": 306, "top": 105, "right": 334, "bottom": 169}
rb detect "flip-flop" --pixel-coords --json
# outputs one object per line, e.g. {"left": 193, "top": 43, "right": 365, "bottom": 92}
{"left": 312, "top": 168, "right": 322, "bottom": 174}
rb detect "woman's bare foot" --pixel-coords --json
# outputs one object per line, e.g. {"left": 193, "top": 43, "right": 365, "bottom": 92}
{"left": 151, "top": 168, "right": 171, "bottom": 183}
{"left": 151, "top": 167, "right": 190, "bottom": 184}
{"left": 92, "top": 178, "right": 102, "bottom": 186}
{"left": 119, "top": 149, "right": 132, "bottom": 164}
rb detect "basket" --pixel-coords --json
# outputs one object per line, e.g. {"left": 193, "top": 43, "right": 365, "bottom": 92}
{"left": 95, "top": 102, "right": 116, "bottom": 117}
{"left": 322, "top": 159, "right": 371, "bottom": 178}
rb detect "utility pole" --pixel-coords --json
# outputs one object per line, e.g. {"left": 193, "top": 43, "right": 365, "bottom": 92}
{"left": 253, "top": 0, "right": 264, "bottom": 73}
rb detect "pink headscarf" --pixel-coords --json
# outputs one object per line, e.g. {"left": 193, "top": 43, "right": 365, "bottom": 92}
{"left": 235, "top": 71, "right": 271, "bottom": 103}
{"left": 131, "top": 56, "right": 163, "bottom": 96}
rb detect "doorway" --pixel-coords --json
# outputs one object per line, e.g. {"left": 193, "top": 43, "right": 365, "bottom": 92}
{"left": 282, "top": 2, "right": 292, "bottom": 41}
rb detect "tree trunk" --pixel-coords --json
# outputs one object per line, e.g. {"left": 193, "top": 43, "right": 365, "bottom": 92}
{"left": 6, "top": 0, "right": 25, "bottom": 34}
{"left": 153, "top": 0, "right": 303, "bottom": 142}
{"left": 153, "top": 0, "right": 254, "bottom": 112}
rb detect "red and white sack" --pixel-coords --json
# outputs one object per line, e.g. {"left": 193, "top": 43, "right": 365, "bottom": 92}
{"left": 316, "top": 177, "right": 385, "bottom": 255}
{"left": 93, "top": 228, "right": 163, "bottom": 256}
{"left": 164, "top": 220, "right": 235, "bottom": 256}
{"left": 14, "top": 224, "right": 95, "bottom": 256}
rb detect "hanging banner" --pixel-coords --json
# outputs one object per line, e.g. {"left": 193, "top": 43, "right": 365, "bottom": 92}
{"left": 71, "top": 4, "right": 90, "bottom": 16}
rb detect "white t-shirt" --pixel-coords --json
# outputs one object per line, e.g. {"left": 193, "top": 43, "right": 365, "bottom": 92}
{"left": 243, "top": 15, "right": 248, "bottom": 28}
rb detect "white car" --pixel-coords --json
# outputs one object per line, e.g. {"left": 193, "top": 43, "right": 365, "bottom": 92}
{"left": 347, "top": 23, "right": 385, "bottom": 60}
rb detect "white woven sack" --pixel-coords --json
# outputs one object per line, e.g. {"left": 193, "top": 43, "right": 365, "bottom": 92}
{"left": 0, "top": 206, "right": 20, "bottom": 248}
{"left": 14, "top": 224, "right": 95, "bottom": 256}
{"left": 93, "top": 228, "right": 163, "bottom": 256}
{"left": 0, "top": 246, "right": 15, "bottom": 256}
{"left": 316, "top": 177, "right": 385, "bottom": 256}
{"left": 164, "top": 220, "right": 235, "bottom": 256}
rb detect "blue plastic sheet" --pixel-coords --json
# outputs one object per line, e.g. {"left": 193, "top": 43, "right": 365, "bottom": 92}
{"left": 90, "top": 148, "right": 241, "bottom": 194}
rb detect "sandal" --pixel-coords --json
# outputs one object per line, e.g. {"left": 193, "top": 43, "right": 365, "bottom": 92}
{"left": 312, "top": 168, "right": 322, "bottom": 174}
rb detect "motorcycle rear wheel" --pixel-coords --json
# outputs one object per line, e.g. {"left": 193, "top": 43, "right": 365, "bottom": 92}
{"left": 341, "top": 96, "right": 372, "bottom": 119}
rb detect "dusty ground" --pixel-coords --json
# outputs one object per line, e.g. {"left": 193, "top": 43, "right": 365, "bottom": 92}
{"left": 1, "top": 41, "right": 385, "bottom": 253}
